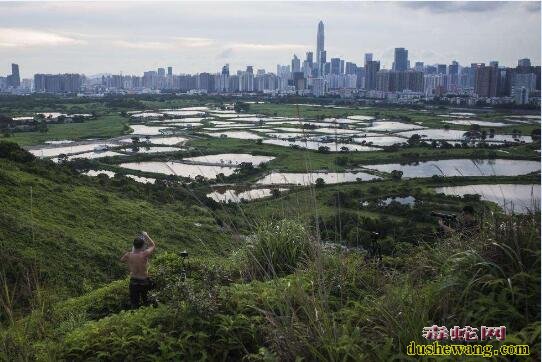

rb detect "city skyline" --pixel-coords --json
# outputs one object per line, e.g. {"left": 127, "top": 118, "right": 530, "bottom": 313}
{"left": 0, "top": 1, "right": 540, "bottom": 77}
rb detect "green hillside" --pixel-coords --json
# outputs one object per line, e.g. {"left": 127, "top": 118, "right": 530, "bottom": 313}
{"left": 0, "top": 142, "right": 230, "bottom": 309}
{"left": 0, "top": 142, "right": 539, "bottom": 360}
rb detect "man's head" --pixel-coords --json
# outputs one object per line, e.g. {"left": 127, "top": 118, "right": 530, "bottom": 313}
{"left": 133, "top": 236, "right": 145, "bottom": 250}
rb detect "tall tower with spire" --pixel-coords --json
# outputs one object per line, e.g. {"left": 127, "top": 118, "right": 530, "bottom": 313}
{"left": 316, "top": 21, "right": 325, "bottom": 72}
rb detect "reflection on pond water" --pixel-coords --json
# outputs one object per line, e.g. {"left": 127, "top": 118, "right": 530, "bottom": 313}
{"left": 263, "top": 139, "right": 380, "bottom": 151}
{"left": 206, "top": 188, "right": 288, "bottom": 203}
{"left": 365, "top": 121, "right": 426, "bottom": 132}
{"left": 206, "top": 131, "right": 262, "bottom": 139}
{"left": 352, "top": 136, "right": 407, "bottom": 146}
{"left": 183, "top": 153, "right": 274, "bottom": 166}
{"left": 256, "top": 171, "right": 380, "bottom": 185}
{"left": 119, "top": 161, "right": 236, "bottom": 179}
{"left": 130, "top": 124, "right": 172, "bottom": 135}
{"left": 435, "top": 184, "right": 540, "bottom": 214}
{"left": 368, "top": 159, "right": 541, "bottom": 178}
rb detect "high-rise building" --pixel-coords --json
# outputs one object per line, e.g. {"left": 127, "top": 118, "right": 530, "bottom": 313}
{"left": 33, "top": 73, "right": 82, "bottom": 93}
{"left": 316, "top": 21, "right": 325, "bottom": 66}
{"left": 167, "top": 67, "right": 173, "bottom": 76}
{"left": 306, "top": 52, "right": 313, "bottom": 66}
{"left": 319, "top": 50, "right": 327, "bottom": 65}
{"left": 221, "top": 64, "right": 230, "bottom": 76}
{"left": 473, "top": 63, "right": 498, "bottom": 97}
{"left": 393, "top": 48, "right": 408, "bottom": 71}
{"left": 364, "top": 53, "right": 373, "bottom": 66}
{"left": 330, "top": 58, "right": 341, "bottom": 75}
{"left": 365, "top": 60, "right": 380, "bottom": 90}
{"left": 312, "top": 77, "right": 326, "bottom": 97}
{"left": 157, "top": 68, "right": 165, "bottom": 77}
{"left": 7, "top": 63, "right": 21, "bottom": 88}
{"left": 345, "top": 62, "right": 357, "bottom": 75}
{"left": 448, "top": 61, "right": 460, "bottom": 91}
{"left": 437, "top": 64, "right": 447, "bottom": 75}
{"left": 518, "top": 58, "right": 531, "bottom": 67}
{"left": 291, "top": 54, "right": 301, "bottom": 73}
{"left": 414, "top": 62, "right": 424, "bottom": 72}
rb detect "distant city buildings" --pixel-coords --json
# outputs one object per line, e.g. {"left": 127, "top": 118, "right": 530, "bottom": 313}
{"left": 1, "top": 22, "right": 540, "bottom": 105}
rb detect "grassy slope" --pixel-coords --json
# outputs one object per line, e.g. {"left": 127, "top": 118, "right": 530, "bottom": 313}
{"left": 0, "top": 156, "right": 228, "bottom": 303}
{"left": 2, "top": 115, "right": 129, "bottom": 146}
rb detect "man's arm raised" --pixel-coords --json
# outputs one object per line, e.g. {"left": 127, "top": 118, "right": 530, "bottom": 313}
{"left": 142, "top": 231, "right": 156, "bottom": 255}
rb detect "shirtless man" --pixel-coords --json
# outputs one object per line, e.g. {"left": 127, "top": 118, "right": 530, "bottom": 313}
{"left": 120, "top": 231, "right": 156, "bottom": 308}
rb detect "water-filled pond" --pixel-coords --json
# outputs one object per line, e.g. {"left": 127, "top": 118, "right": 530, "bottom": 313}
{"left": 347, "top": 115, "right": 375, "bottom": 121}
{"left": 161, "top": 110, "right": 205, "bottom": 117}
{"left": 262, "top": 139, "right": 380, "bottom": 152}
{"left": 183, "top": 154, "right": 274, "bottom": 166}
{"left": 352, "top": 136, "right": 407, "bottom": 146}
{"left": 130, "top": 124, "right": 171, "bottom": 135}
{"left": 119, "top": 161, "right": 237, "bottom": 179}
{"left": 365, "top": 122, "right": 426, "bottom": 132}
{"left": 435, "top": 184, "right": 540, "bottom": 214}
{"left": 368, "top": 159, "right": 541, "bottom": 178}
{"left": 29, "top": 142, "right": 118, "bottom": 157}
{"left": 206, "top": 131, "right": 262, "bottom": 140}
{"left": 256, "top": 171, "right": 380, "bottom": 185}
{"left": 206, "top": 188, "right": 288, "bottom": 203}
{"left": 125, "top": 146, "right": 181, "bottom": 154}
{"left": 53, "top": 151, "right": 123, "bottom": 162}
{"left": 443, "top": 120, "right": 511, "bottom": 127}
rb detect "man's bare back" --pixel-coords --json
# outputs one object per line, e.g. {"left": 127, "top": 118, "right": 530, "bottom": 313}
{"left": 121, "top": 232, "right": 157, "bottom": 308}
{"left": 121, "top": 231, "right": 156, "bottom": 278}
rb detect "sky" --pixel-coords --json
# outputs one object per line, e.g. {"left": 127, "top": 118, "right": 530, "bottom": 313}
{"left": 0, "top": 1, "right": 540, "bottom": 78}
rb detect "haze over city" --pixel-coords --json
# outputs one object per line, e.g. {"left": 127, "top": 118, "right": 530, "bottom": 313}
{"left": 1, "top": 1, "right": 540, "bottom": 76}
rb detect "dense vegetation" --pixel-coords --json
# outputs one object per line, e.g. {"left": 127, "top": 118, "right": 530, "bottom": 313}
{"left": 0, "top": 142, "right": 539, "bottom": 360}
{"left": 0, "top": 95, "right": 540, "bottom": 360}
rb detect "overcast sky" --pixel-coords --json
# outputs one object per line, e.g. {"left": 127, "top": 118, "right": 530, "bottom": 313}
{"left": 0, "top": 1, "right": 540, "bottom": 78}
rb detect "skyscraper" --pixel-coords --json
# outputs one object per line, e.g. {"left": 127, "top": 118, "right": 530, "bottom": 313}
{"left": 518, "top": 58, "right": 531, "bottom": 67}
{"left": 9, "top": 63, "right": 20, "bottom": 88}
{"left": 306, "top": 52, "right": 313, "bottom": 67}
{"left": 365, "top": 60, "right": 380, "bottom": 90}
{"left": 330, "top": 58, "right": 341, "bottom": 75}
{"left": 157, "top": 68, "right": 165, "bottom": 77}
{"left": 364, "top": 53, "right": 373, "bottom": 66}
{"left": 167, "top": 67, "right": 173, "bottom": 76}
{"left": 393, "top": 48, "right": 408, "bottom": 71}
{"left": 316, "top": 21, "right": 324, "bottom": 65}
{"left": 291, "top": 54, "right": 301, "bottom": 73}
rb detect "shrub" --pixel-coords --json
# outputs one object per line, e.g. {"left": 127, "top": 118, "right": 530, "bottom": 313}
{"left": 244, "top": 220, "right": 315, "bottom": 279}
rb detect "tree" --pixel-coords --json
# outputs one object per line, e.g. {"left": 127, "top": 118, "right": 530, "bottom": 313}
{"left": 0, "top": 114, "right": 13, "bottom": 132}
{"left": 317, "top": 146, "right": 330, "bottom": 154}
{"left": 531, "top": 128, "right": 541, "bottom": 142}
{"left": 315, "top": 178, "right": 326, "bottom": 188}
{"left": 234, "top": 102, "right": 250, "bottom": 113}
{"left": 270, "top": 189, "right": 281, "bottom": 198}
{"left": 57, "top": 154, "right": 69, "bottom": 163}
{"left": 390, "top": 170, "right": 403, "bottom": 181}
{"left": 407, "top": 134, "right": 422, "bottom": 146}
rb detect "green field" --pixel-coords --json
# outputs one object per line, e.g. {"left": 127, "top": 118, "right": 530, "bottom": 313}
{"left": 0, "top": 95, "right": 540, "bottom": 360}
{"left": 2, "top": 114, "right": 129, "bottom": 146}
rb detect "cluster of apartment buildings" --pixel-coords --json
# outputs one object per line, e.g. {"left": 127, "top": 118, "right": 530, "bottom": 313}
{"left": 1, "top": 22, "right": 540, "bottom": 105}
